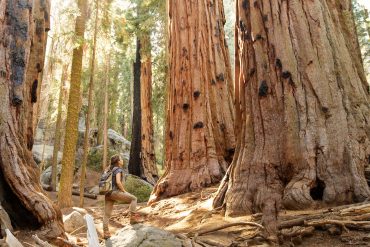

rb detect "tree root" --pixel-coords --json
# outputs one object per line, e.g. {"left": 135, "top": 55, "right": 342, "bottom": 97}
{"left": 277, "top": 202, "right": 370, "bottom": 244}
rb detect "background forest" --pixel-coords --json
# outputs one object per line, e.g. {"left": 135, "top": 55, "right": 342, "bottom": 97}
{"left": 36, "top": 0, "right": 369, "bottom": 172}
{"left": 0, "top": 0, "right": 369, "bottom": 245}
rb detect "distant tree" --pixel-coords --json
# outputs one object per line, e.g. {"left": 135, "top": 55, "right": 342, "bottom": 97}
{"left": 51, "top": 63, "right": 68, "bottom": 191}
{"left": 353, "top": 0, "right": 370, "bottom": 77}
{"left": 80, "top": 0, "right": 99, "bottom": 207}
{"left": 128, "top": 0, "right": 159, "bottom": 184}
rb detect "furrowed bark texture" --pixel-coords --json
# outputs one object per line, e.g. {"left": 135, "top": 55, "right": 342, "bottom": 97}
{"left": 58, "top": 0, "right": 87, "bottom": 208}
{"left": 150, "top": 0, "right": 235, "bottom": 203}
{"left": 140, "top": 34, "right": 158, "bottom": 185}
{"left": 0, "top": 0, "right": 65, "bottom": 241}
{"left": 29, "top": 0, "right": 50, "bottom": 136}
{"left": 213, "top": 0, "right": 370, "bottom": 237}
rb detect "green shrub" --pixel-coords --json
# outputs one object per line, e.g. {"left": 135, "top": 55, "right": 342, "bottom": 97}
{"left": 124, "top": 175, "right": 153, "bottom": 203}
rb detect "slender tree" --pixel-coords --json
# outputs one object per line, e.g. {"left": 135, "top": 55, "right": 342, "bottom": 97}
{"left": 51, "top": 64, "right": 68, "bottom": 191}
{"left": 102, "top": 52, "right": 110, "bottom": 170}
{"left": 58, "top": 0, "right": 88, "bottom": 208}
{"left": 0, "top": 0, "right": 65, "bottom": 241}
{"left": 213, "top": 0, "right": 370, "bottom": 240}
{"left": 149, "top": 0, "right": 235, "bottom": 203}
{"left": 80, "top": 0, "right": 99, "bottom": 207}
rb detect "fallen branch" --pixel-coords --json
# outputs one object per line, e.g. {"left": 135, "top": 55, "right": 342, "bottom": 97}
{"left": 32, "top": 235, "right": 53, "bottom": 247}
{"left": 192, "top": 222, "right": 265, "bottom": 237}
{"left": 72, "top": 191, "right": 97, "bottom": 199}
{"left": 69, "top": 225, "right": 86, "bottom": 235}
{"left": 56, "top": 237, "right": 80, "bottom": 247}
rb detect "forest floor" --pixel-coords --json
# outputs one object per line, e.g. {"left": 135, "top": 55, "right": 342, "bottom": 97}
{"left": 13, "top": 173, "right": 370, "bottom": 246}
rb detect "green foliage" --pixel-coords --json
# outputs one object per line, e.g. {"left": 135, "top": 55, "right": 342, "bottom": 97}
{"left": 224, "top": 0, "right": 236, "bottom": 72}
{"left": 87, "top": 147, "right": 117, "bottom": 171}
{"left": 124, "top": 175, "right": 153, "bottom": 202}
{"left": 353, "top": 0, "right": 370, "bottom": 77}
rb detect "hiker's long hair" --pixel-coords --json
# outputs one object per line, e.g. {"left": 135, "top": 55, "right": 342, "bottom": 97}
{"left": 110, "top": 154, "right": 121, "bottom": 169}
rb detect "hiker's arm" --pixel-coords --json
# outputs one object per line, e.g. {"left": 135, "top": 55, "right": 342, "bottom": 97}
{"left": 116, "top": 173, "right": 126, "bottom": 192}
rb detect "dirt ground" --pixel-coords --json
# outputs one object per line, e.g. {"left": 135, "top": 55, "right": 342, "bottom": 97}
{"left": 13, "top": 183, "right": 370, "bottom": 246}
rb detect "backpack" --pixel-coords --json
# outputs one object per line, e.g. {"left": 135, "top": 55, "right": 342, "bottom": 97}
{"left": 98, "top": 167, "right": 118, "bottom": 195}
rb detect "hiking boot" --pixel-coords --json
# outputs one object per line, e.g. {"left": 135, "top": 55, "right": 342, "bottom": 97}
{"left": 129, "top": 212, "right": 144, "bottom": 224}
{"left": 103, "top": 226, "right": 111, "bottom": 239}
{"left": 103, "top": 231, "right": 111, "bottom": 239}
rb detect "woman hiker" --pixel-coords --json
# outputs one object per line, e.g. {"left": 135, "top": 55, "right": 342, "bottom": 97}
{"left": 103, "top": 154, "right": 143, "bottom": 239}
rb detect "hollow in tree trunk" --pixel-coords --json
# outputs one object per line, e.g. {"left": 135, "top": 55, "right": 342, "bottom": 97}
{"left": 149, "top": 0, "right": 235, "bottom": 203}
{"left": 213, "top": 0, "right": 370, "bottom": 239}
{"left": 0, "top": 0, "right": 65, "bottom": 241}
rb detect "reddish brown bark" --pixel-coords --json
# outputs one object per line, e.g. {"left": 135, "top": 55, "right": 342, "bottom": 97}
{"left": 213, "top": 0, "right": 370, "bottom": 239}
{"left": 150, "top": 0, "right": 235, "bottom": 203}
{"left": 140, "top": 34, "right": 158, "bottom": 185}
{"left": 0, "top": 0, "right": 65, "bottom": 241}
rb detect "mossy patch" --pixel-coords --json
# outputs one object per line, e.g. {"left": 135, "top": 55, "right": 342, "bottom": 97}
{"left": 124, "top": 175, "right": 153, "bottom": 203}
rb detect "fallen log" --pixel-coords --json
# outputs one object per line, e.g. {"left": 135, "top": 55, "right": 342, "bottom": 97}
{"left": 280, "top": 226, "right": 315, "bottom": 238}
{"left": 72, "top": 191, "right": 97, "bottom": 200}
{"left": 306, "top": 219, "right": 370, "bottom": 231}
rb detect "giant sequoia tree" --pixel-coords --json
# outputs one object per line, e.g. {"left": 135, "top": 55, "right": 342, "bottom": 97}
{"left": 150, "top": 0, "right": 235, "bottom": 202}
{"left": 0, "top": 0, "right": 64, "bottom": 241}
{"left": 213, "top": 0, "right": 370, "bottom": 238}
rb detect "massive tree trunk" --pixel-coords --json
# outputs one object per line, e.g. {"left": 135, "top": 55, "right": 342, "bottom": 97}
{"left": 149, "top": 0, "right": 235, "bottom": 203}
{"left": 140, "top": 33, "right": 158, "bottom": 185}
{"left": 0, "top": 0, "right": 65, "bottom": 241}
{"left": 58, "top": 0, "right": 87, "bottom": 208}
{"left": 80, "top": 0, "right": 99, "bottom": 207}
{"left": 128, "top": 38, "right": 142, "bottom": 176}
{"left": 213, "top": 0, "right": 370, "bottom": 238}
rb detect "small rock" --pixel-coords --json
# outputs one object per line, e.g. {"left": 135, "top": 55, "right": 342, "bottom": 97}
{"left": 110, "top": 224, "right": 183, "bottom": 247}
{"left": 89, "top": 186, "right": 99, "bottom": 195}
{"left": 40, "top": 165, "right": 62, "bottom": 185}
{"left": 32, "top": 145, "right": 62, "bottom": 165}
{"left": 63, "top": 211, "right": 85, "bottom": 233}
